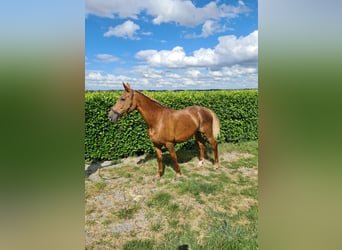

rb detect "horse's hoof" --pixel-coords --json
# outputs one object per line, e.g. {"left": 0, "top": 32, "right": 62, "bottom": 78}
{"left": 175, "top": 175, "right": 183, "bottom": 181}
{"left": 213, "top": 164, "right": 219, "bottom": 170}
{"left": 153, "top": 176, "right": 161, "bottom": 182}
{"left": 197, "top": 160, "right": 204, "bottom": 167}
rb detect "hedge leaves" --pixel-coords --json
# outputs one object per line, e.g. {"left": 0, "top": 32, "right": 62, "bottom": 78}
{"left": 85, "top": 90, "right": 257, "bottom": 161}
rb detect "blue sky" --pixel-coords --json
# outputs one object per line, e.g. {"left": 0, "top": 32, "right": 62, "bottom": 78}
{"left": 85, "top": 0, "right": 258, "bottom": 90}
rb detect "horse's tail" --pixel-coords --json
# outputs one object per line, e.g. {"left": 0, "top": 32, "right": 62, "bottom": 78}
{"left": 209, "top": 109, "right": 220, "bottom": 139}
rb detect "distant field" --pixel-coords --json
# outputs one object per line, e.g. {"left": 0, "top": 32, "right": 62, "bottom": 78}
{"left": 85, "top": 141, "right": 258, "bottom": 249}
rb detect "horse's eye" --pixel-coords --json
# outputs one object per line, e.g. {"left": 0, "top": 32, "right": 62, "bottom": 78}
{"left": 120, "top": 98, "right": 126, "bottom": 101}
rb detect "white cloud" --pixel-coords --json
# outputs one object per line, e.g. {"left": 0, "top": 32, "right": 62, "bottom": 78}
{"left": 136, "top": 46, "right": 186, "bottom": 68}
{"left": 149, "top": 0, "right": 249, "bottom": 27}
{"left": 85, "top": 1, "right": 257, "bottom": 90}
{"left": 201, "top": 20, "right": 221, "bottom": 37}
{"left": 185, "top": 20, "right": 230, "bottom": 39}
{"left": 85, "top": 62, "right": 258, "bottom": 91}
{"left": 186, "top": 69, "right": 201, "bottom": 78}
{"left": 209, "top": 65, "right": 257, "bottom": 77}
{"left": 86, "top": 0, "right": 250, "bottom": 27}
{"left": 86, "top": 71, "right": 118, "bottom": 82}
{"left": 150, "top": 1, "right": 249, "bottom": 27}
{"left": 104, "top": 20, "right": 140, "bottom": 39}
{"left": 141, "top": 31, "right": 152, "bottom": 36}
{"left": 149, "top": 1, "right": 220, "bottom": 27}
{"left": 136, "top": 30, "right": 258, "bottom": 69}
{"left": 95, "top": 54, "right": 119, "bottom": 63}
{"left": 214, "top": 30, "right": 258, "bottom": 66}
{"left": 85, "top": 71, "right": 134, "bottom": 90}
{"left": 85, "top": 0, "right": 146, "bottom": 19}
{"left": 87, "top": 71, "right": 102, "bottom": 81}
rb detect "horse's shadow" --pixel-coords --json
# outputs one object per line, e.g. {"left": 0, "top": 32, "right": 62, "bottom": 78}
{"left": 85, "top": 144, "right": 213, "bottom": 177}
{"left": 136, "top": 144, "right": 213, "bottom": 173}
{"left": 85, "top": 159, "right": 121, "bottom": 177}
{"left": 85, "top": 162, "right": 102, "bottom": 177}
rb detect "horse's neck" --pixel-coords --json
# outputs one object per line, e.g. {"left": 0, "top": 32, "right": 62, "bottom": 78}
{"left": 135, "top": 91, "right": 167, "bottom": 127}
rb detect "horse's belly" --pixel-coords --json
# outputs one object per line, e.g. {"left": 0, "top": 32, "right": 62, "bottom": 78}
{"left": 174, "top": 132, "right": 195, "bottom": 143}
{"left": 173, "top": 121, "right": 197, "bottom": 142}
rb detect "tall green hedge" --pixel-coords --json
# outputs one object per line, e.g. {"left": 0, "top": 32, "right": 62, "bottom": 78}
{"left": 85, "top": 90, "right": 258, "bottom": 161}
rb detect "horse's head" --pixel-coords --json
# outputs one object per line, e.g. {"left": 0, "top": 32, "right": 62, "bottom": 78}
{"left": 108, "top": 82, "right": 136, "bottom": 123}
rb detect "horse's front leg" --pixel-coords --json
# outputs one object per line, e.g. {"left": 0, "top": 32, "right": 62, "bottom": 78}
{"left": 154, "top": 144, "right": 164, "bottom": 178}
{"left": 165, "top": 142, "right": 181, "bottom": 178}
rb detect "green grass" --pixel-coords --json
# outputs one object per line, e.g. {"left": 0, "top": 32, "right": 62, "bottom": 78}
{"left": 219, "top": 140, "right": 258, "bottom": 155}
{"left": 111, "top": 164, "right": 137, "bottom": 177}
{"left": 121, "top": 239, "right": 156, "bottom": 250}
{"left": 102, "top": 218, "right": 113, "bottom": 226}
{"left": 96, "top": 239, "right": 112, "bottom": 248}
{"left": 156, "top": 224, "right": 200, "bottom": 250}
{"left": 167, "top": 202, "right": 179, "bottom": 213}
{"left": 175, "top": 177, "right": 224, "bottom": 203}
{"left": 85, "top": 180, "right": 107, "bottom": 198}
{"left": 146, "top": 191, "right": 173, "bottom": 207}
{"left": 94, "top": 180, "right": 106, "bottom": 190}
{"left": 230, "top": 156, "right": 257, "bottom": 169}
{"left": 150, "top": 221, "right": 163, "bottom": 232}
{"left": 244, "top": 205, "right": 258, "bottom": 222}
{"left": 85, "top": 141, "right": 258, "bottom": 250}
{"left": 202, "top": 209, "right": 258, "bottom": 250}
{"left": 211, "top": 172, "right": 231, "bottom": 183}
{"left": 116, "top": 205, "right": 139, "bottom": 220}
{"left": 122, "top": 172, "right": 133, "bottom": 178}
{"left": 237, "top": 174, "right": 250, "bottom": 185}
{"left": 240, "top": 186, "right": 258, "bottom": 198}
{"left": 168, "top": 218, "right": 179, "bottom": 228}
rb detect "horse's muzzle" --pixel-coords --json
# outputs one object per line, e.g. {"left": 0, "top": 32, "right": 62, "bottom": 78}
{"left": 108, "top": 111, "right": 121, "bottom": 123}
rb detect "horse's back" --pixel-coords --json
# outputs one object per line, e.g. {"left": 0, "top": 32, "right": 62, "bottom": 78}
{"left": 184, "top": 106, "right": 214, "bottom": 122}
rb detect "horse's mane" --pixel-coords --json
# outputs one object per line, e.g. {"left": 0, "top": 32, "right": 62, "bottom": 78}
{"left": 135, "top": 90, "right": 171, "bottom": 110}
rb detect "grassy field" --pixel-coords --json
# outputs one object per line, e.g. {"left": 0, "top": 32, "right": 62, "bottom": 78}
{"left": 85, "top": 141, "right": 258, "bottom": 249}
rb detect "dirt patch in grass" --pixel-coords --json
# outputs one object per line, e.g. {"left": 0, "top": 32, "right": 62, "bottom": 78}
{"left": 220, "top": 151, "right": 254, "bottom": 162}
{"left": 85, "top": 142, "right": 258, "bottom": 249}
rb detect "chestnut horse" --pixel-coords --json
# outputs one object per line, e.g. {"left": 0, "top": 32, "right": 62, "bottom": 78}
{"left": 108, "top": 83, "right": 220, "bottom": 178}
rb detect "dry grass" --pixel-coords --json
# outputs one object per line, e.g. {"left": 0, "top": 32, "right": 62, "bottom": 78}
{"left": 85, "top": 141, "right": 258, "bottom": 249}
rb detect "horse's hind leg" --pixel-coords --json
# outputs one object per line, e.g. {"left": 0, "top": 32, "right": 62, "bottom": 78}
{"left": 203, "top": 131, "right": 219, "bottom": 168}
{"left": 195, "top": 132, "right": 205, "bottom": 167}
{"left": 165, "top": 142, "right": 181, "bottom": 177}
{"left": 209, "top": 136, "right": 219, "bottom": 168}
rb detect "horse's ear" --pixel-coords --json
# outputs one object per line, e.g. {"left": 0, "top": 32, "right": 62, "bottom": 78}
{"left": 123, "top": 82, "right": 131, "bottom": 92}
